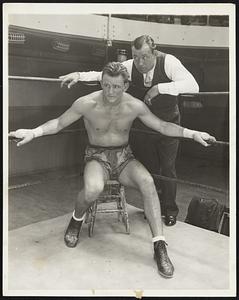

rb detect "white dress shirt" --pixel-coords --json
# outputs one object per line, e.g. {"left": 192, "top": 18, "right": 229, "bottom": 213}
{"left": 79, "top": 54, "right": 199, "bottom": 96}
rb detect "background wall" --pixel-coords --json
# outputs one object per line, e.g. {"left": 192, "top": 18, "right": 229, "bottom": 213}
{"left": 8, "top": 14, "right": 229, "bottom": 48}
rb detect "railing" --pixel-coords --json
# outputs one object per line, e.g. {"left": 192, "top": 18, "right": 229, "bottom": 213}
{"left": 8, "top": 75, "right": 229, "bottom": 147}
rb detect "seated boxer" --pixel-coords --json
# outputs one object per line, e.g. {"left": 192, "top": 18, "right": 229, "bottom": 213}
{"left": 9, "top": 62, "right": 216, "bottom": 278}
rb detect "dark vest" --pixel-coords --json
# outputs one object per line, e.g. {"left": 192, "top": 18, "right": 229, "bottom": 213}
{"left": 127, "top": 51, "right": 180, "bottom": 123}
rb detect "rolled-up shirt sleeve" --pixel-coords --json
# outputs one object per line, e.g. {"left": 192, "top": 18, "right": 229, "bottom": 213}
{"left": 157, "top": 54, "right": 199, "bottom": 96}
{"left": 79, "top": 71, "right": 102, "bottom": 81}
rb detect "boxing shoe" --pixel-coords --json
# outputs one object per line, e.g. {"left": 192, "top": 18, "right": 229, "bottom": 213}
{"left": 154, "top": 240, "right": 174, "bottom": 278}
{"left": 64, "top": 217, "right": 84, "bottom": 248}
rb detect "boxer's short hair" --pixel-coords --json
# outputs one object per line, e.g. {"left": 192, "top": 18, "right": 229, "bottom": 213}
{"left": 102, "top": 62, "right": 129, "bottom": 83}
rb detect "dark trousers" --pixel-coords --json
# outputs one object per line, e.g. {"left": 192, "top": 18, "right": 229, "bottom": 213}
{"left": 130, "top": 107, "right": 180, "bottom": 217}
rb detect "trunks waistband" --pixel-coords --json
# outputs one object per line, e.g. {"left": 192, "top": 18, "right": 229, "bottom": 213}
{"left": 87, "top": 143, "right": 129, "bottom": 150}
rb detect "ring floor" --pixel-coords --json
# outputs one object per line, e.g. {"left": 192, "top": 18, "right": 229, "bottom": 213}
{"left": 7, "top": 206, "right": 229, "bottom": 296}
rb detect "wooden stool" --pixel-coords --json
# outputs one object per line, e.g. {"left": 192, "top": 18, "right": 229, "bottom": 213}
{"left": 85, "top": 180, "right": 130, "bottom": 237}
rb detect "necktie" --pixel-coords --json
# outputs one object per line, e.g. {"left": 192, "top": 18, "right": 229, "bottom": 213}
{"left": 144, "top": 72, "right": 152, "bottom": 87}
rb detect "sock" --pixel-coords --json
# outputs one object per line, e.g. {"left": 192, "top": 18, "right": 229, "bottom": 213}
{"left": 72, "top": 210, "right": 85, "bottom": 222}
{"left": 152, "top": 235, "right": 166, "bottom": 243}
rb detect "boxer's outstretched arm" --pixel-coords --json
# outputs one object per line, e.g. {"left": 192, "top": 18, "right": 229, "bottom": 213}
{"left": 9, "top": 98, "right": 84, "bottom": 146}
{"left": 137, "top": 101, "right": 216, "bottom": 147}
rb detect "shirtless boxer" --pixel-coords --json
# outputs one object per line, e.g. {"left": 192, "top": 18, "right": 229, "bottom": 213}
{"left": 9, "top": 62, "right": 216, "bottom": 278}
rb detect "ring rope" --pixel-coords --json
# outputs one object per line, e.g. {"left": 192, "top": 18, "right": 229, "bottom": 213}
{"left": 9, "top": 76, "right": 62, "bottom": 82}
{"left": 151, "top": 173, "right": 228, "bottom": 195}
{"left": 8, "top": 170, "right": 228, "bottom": 195}
{"left": 8, "top": 76, "right": 99, "bottom": 86}
{"left": 9, "top": 172, "right": 80, "bottom": 190}
{"left": 131, "top": 128, "right": 229, "bottom": 146}
{"left": 180, "top": 92, "right": 229, "bottom": 96}
{"left": 9, "top": 180, "right": 43, "bottom": 190}
{"left": 8, "top": 128, "right": 229, "bottom": 146}
{"left": 9, "top": 76, "right": 229, "bottom": 96}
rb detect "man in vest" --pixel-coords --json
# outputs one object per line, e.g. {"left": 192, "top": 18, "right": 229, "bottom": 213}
{"left": 59, "top": 35, "right": 199, "bottom": 226}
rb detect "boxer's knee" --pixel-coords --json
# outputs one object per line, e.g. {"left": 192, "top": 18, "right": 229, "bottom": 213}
{"left": 84, "top": 181, "right": 104, "bottom": 203}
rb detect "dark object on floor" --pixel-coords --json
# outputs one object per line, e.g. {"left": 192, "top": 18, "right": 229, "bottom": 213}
{"left": 154, "top": 240, "right": 174, "bottom": 278}
{"left": 218, "top": 207, "right": 229, "bottom": 236}
{"left": 185, "top": 196, "right": 229, "bottom": 236}
{"left": 165, "top": 215, "right": 177, "bottom": 226}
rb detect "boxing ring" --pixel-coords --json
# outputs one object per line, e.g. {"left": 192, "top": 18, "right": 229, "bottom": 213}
{"left": 5, "top": 76, "right": 233, "bottom": 296}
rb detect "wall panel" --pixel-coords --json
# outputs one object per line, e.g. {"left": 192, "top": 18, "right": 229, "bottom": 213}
{"left": 9, "top": 132, "right": 88, "bottom": 176}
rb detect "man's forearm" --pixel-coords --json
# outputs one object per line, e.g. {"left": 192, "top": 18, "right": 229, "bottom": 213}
{"left": 33, "top": 119, "right": 62, "bottom": 138}
{"left": 160, "top": 122, "right": 196, "bottom": 139}
{"left": 157, "top": 79, "right": 199, "bottom": 96}
{"left": 160, "top": 122, "right": 183, "bottom": 137}
{"left": 160, "top": 122, "right": 215, "bottom": 147}
{"left": 159, "top": 54, "right": 199, "bottom": 96}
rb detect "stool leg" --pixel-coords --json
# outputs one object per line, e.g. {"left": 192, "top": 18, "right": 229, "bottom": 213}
{"left": 117, "top": 197, "right": 123, "bottom": 222}
{"left": 85, "top": 208, "right": 91, "bottom": 224}
{"left": 113, "top": 183, "right": 123, "bottom": 222}
{"left": 88, "top": 200, "right": 98, "bottom": 237}
{"left": 120, "top": 186, "right": 130, "bottom": 234}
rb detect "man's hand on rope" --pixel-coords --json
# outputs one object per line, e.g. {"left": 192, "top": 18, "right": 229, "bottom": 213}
{"left": 59, "top": 72, "right": 80, "bottom": 89}
{"left": 193, "top": 131, "right": 216, "bottom": 147}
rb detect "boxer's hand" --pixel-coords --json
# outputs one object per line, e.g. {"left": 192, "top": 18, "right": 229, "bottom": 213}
{"left": 59, "top": 72, "right": 80, "bottom": 89}
{"left": 193, "top": 131, "right": 216, "bottom": 147}
{"left": 144, "top": 85, "right": 159, "bottom": 106}
{"left": 9, "top": 129, "right": 34, "bottom": 147}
